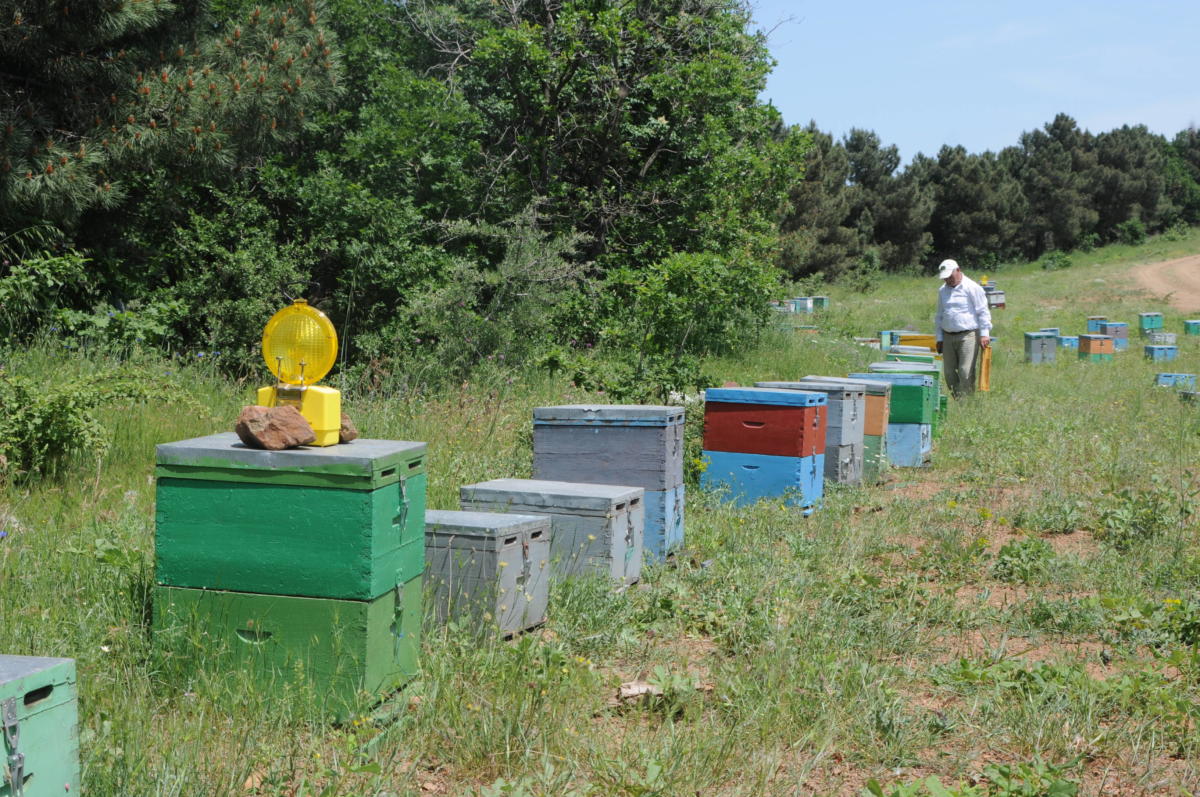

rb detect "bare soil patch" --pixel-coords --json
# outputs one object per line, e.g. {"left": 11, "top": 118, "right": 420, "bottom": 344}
{"left": 1130, "top": 254, "right": 1200, "bottom": 312}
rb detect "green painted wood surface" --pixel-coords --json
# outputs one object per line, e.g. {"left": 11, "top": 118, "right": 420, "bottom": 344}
{"left": 1078, "top": 352, "right": 1115, "bottom": 362}
{"left": 887, "top": 386, "right": 935, "bottom": 424}
{"left": 155, "top": 434, "right": 426, "bottom": 491}
{"left": 152, "top": 577, "right": 421, "bottom": 717}
{"left": 155, "top": 472, "right": 426, "bottom": 600}
{"left": 0, "top": 657, "right": 79, "bottom": 797}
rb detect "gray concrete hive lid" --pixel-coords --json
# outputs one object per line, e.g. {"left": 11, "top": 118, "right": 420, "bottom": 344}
{"left": 460, "top": 478, "right": 644, "bottom": 512}
{"left": 533, "top": 404, "right": 684, "bottom": 426}
{"left": 755, "top": 380, "right": 865, "bottom": 398}
{"left": 156, "top": 432, "right": 426, "bottom": 475}
{"left": 800, "top": 375, "right": 892, "bottom": 396}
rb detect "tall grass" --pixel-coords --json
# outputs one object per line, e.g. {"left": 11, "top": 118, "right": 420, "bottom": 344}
{"left": 2, "top": 230, "right": 1200, "bottom": 795}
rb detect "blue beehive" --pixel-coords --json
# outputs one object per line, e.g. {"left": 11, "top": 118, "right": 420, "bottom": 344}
{"left": 532, "top": 405, "right": 684, "bottom": 563}
{"left": 700, "top": 387, "right": 826, "bottom": 510}
{"left": 1040, "top": 327, "right": 1061, "bottom": 335}
{"left": 1156, "top": 373, "right": 1197, "bottom": 389}
{"left": 791, "top": 297, "right": 814, "bottom": 313}
{"left": 886, "top": 423, "right": 932, "bottom": 468}
{"left": 701, "top": 450, "right": 824, "bottom": 509}
{"left": 1144, "top": 345, "right": 1178, "bottom": 362}
{"left": 1099, "top": 321, "right": 1129, "bottom": 350}
{"left": 1086, "top": 316, "right": 1107, "bottom": 333}
{"left": 1057, "top": 335, "right": 1079, "bottom": 349}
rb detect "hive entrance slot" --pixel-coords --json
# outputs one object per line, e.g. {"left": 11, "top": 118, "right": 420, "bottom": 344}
{"left": 503, "top": 536, "right": 518, "bottom": 546}
{"left": 380, "top": 467, "right": 396, "bottom": 478}
{"left": 23, "top": 684, "right": 52, "bottom": 706}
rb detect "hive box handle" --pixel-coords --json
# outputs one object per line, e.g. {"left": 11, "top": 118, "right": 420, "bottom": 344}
{"left": 236, "top": 629, "right": 273, "bottom": 644}
{"left": 741, "top": 421, "right": 765, "bottom": 428}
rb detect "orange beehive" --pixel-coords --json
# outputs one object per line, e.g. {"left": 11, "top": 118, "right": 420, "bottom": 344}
{"left": 1079, "top": 334, "right": 1114, "bottom": 354}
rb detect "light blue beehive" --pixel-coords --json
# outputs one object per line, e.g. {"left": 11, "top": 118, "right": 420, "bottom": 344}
{"left": 1156, "top": 373, "right": 1197, "bottom": 389}
{"left": 1057, "top": 335, "right": 1079, "bottom": 349}
{"left": 1144, "top": 345, "right": 1178, "bottom": 362}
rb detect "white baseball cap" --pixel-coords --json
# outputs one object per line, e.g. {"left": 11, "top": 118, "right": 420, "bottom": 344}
{"left": 937, "top": 259, "right": 959, "bottom": 279}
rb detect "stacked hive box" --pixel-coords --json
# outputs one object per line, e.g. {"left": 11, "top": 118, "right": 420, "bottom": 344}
{"left": 755, "top": 380, "right": 865, "bottom": 486}
{"left": 153, "top": 434, "right": 427, "bottom": 715}
{"left": 801, "top": 376, "right": 891, "bottom": 485}
{"left": 849, "top": 372, "right": 934, "bottom": 467}
{"left": 1186, "top": 320, "right": 1200, "bottom": 336}
{"left": 1040, "top": 327, "right": 1060, "bottom": 335}
{"left": 1024, "top": 331, "right": 1056, "bottom": 364}
{"left": 791, "top": 297, "right": 814, "bottom": 313}
{"left": 1147, "top": 332, "right": 1177, "bottom": 345}
{"left": 459, "top": 480, "right": 643, "bottom": 586}
{"left": 886, "top": 349, "right": 936, "bottom": 364}
{"left": 1, "top": 656, "right": 79, "bottom": 796}
{"left": 866, "top": 361, "right": 944, "bottom": 436}
{"left": 700, "top": 387, "right": 826, "bottom": 509}
{"left": 1079, "top": 334, "right": 1115, "bottom": 361}
{"left": 1057, "top": 335, "right": 1079, "bottom": 349}
{"left": 424, "top": 511, "right": 550, "bottom": 634}
{"left": 984, "top": 286, "right": 1006, "bottom": 309}
{"left": 1099, "top": 321, "right": 1129, "bottom": 351}
{"left": 1156, "top": 373, "right": 1197, "bottom": 389}
{"left": 1138, "top": 312, "right": 1164, "bottom": 336}
{"left": 1145, "top": 345, "right": 1179, "bottom": 362}
{"left": 531, "top": 405, "right": 684, "bottom": 563}
{"left": 1086, "top": 316, "right": 1107, "bottom": 333}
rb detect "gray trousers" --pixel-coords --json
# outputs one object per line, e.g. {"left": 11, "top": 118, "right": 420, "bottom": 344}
{"left": 942, "top": 329, "right": 980, "bottom": 397}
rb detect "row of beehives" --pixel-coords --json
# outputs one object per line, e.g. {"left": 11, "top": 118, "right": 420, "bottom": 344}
{"left": 1022, "top": 313, "right": 1200, "bottom": 364}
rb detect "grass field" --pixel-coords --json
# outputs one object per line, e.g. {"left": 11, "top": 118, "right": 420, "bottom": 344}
{"left": 3, "top": 231, "right": 1200, "bottom": 796}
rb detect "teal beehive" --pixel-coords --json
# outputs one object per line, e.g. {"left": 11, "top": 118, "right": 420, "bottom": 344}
{"left": 1185, "top": 320, "right": 1200, "bottom": 336}
{"left": 1, "top": 656, "right": 79, "bottom": 797}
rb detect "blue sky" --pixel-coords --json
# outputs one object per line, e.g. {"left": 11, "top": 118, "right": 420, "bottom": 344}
{"left": 749, "top": 0, "right": 1200, "bottom": 163}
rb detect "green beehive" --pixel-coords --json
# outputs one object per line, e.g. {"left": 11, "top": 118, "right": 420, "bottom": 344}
{"left": 153, "top": 575, "right": 422, "bottom": 715}
{"left": 1079, "top": 352, "right": 1115, "bottom": 362}
{"left": 1, "top": 656, "right": 79, "bottom": 797}
{"left": 156, "top": 434, "right": 427, "bottom": 600}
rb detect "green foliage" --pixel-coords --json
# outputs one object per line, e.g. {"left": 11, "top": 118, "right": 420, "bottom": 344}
{"left": 1011, "top": 494, "right": 1087, "bottom": 535}
{"left": 1038, "top": 251, "right": 1072, "bottom": 271}
{"left": 0, "top": 250, "right": 93, "bottom": 338}
{"left": 569, "top": 251, "right": 772, "bottom": 401}
{"left": 990, "top": 537, "right": 1055, "bottom": 585}
{"left": 0, "top": 366, "right": 204, "bottom": 477}
{"left": 0, "top": 0, "right": 341, "bottom": 228}
{"left": 863, "top": 758, "right": 1080, "bottom": 797}
{"left": 1113, "top": 218, "right": 1148, "bottom": 246}
{"left": 1095, "top": 476, "right": 1192, "bottom": 551}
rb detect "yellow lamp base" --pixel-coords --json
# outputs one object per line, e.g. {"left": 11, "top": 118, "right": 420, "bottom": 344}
{"left": 256, "top": 384, "right": 341, "bottom": 446}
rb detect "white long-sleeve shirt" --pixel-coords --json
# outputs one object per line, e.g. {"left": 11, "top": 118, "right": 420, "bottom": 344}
{"left": 934, "top": 275, "right": 992, "bottom": 343}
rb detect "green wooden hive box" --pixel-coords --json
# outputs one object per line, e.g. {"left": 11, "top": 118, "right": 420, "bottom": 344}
{"left": 153, "top": 574, "right": 422, "bottom": 715}
{"left": 1, "top": 655, "right": 79, "bottom": 797}
{"left": 156, "top": 434, "right": 427, "bottom": 600}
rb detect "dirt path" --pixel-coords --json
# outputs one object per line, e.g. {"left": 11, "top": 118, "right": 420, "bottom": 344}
{"left": 1130, "top": 253, "right": 1200, "bottom": 312}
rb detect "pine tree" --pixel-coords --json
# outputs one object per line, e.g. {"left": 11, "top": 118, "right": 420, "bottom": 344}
{"left": 0, "top": 0, "right": 341, "bottom": 229}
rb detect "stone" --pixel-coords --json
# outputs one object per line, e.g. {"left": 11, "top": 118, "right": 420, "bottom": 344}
{"left": 234, "top": 405, "right": 316, "bottom": 450}
{"left": 339, "top": 412, "right": 359, "bottom": 443}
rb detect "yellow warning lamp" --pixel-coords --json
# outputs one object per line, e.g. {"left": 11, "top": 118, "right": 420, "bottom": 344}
{"left": 255, "top": 298, "right": 341, "bottom": 446}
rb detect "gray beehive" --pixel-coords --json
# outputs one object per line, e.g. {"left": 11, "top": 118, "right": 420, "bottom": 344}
{"left": 532, "top": 405, "right": 684, "bottom": 491}
{"left": 459, "top": 479, "right": 643, "bottom": 586}
{"left": 826, "top": 443, "right": 864, "bottom": 486}
{"left": 425, "top": 510, "right": 551, "bottom": 635}
{"left": 532, "top": 405, "right": 684, "bottom": 563}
